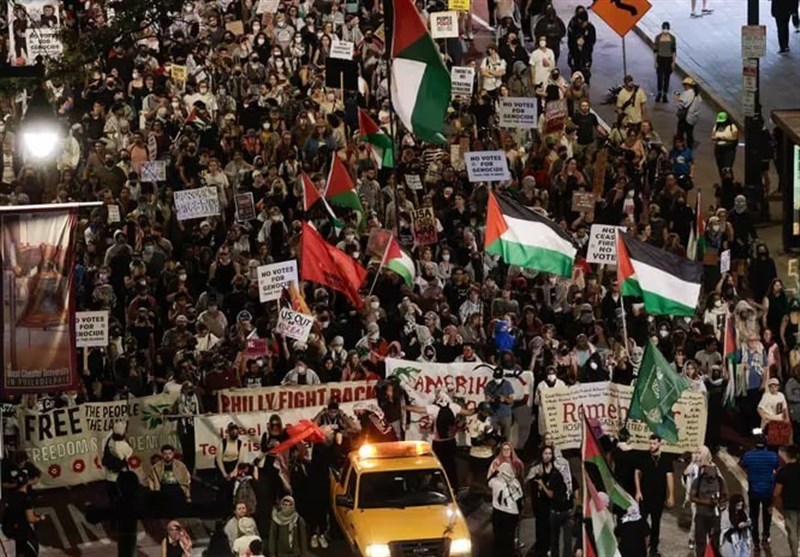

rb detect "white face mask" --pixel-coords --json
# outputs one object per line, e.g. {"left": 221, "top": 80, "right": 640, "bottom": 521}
{"left": 352, "top": 252, "right": 360, "bottom": 259}
{"left": 442, "top": 254, "right": 450, "bottom": 262}
{"left": 539, "top": 40, "right": 547, "bottom": 49}
{"left": 370, "top": 301, "right": 380, "bottom": 309}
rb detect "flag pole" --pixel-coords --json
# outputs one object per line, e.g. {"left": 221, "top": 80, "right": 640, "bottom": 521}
{"left": 383, "top": 0, "right": 401, "bottom": 239}
{"left": 368, "top": 233, "right": 393, "bottom": 297}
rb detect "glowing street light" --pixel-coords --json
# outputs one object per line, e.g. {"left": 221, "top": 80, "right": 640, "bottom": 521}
{"left": 21, "top": 83, "right": 61, "bottom": 161}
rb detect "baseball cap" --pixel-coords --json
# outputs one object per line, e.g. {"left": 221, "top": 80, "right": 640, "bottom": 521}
{"left": 716, "top": 111, "right": 728, "bottom": 123}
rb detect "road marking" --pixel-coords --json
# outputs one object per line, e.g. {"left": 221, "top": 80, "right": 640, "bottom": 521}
{"left": 717, "top": 448, "right": 787, "bottom": 535}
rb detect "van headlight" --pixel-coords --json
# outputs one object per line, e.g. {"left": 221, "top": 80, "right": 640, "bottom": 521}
{"left": 450, "top": 538, "right": 472, "bottom": 555}
{"left": 365, "top": 544, "right": 391, "bottom": 557}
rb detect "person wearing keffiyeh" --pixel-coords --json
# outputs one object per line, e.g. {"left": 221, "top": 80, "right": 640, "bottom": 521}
{"left": 269, "top": 496, "right": 308, "bottom": 557}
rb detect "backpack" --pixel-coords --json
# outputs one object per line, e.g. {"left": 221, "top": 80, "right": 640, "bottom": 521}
{"left": 102, "top": 439, "right": 127, "bottom": 473}
{"left": 435, "top": 404, "right": 457, "bottom": 439}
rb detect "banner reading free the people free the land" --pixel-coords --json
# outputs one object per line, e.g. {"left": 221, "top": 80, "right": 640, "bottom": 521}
{"left": 539, "top": 381, "right": 707, "bottom": 454}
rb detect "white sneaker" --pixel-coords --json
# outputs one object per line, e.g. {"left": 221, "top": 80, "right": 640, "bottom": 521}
{"left": 319, "top": 535, "right": 329, "bottom": 549}
{"left": 690, "top": 12, "right": 702, "bottom": 17}
{"left": 311, "top": 534, "right": 319, "bottom": 548}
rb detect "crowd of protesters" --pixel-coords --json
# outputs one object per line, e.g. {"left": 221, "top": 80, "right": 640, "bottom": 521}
{"left": 0, "top": 1, "right": 799, "bottom": 556}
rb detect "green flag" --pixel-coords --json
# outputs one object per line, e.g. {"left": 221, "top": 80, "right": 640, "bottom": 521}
{"left": 629, "top": 340, "right": 691, "bottom": 444}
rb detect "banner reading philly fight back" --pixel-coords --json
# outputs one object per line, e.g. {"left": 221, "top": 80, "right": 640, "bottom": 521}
{"left": 1, "top": 209, "right": 79, "bottom": 394}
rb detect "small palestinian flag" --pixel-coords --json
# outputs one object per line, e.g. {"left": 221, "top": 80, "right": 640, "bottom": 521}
{"left": 616, "top": 231, "right": 702, "bottom": 316}
{"left": 359, "top": 109, "right": 394, "bottom": 169}
{"left": 485, "top": 192, "right": 576, "bottom": 277}
{"left": 325, "top": 155, "right": 366, "bottom": 229}
{"left": 687, "top": 191, "right": 705, "bottom": 261}
{"left": 387, "top": 0, "right": 451, "bottom": 143}
{"left": 382, "top": 234, "right": 415, "bottom": 285}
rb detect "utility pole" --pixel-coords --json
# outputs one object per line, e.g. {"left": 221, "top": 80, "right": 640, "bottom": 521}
{"left": 744, "top": 0, "right": 765, "bottom": 218}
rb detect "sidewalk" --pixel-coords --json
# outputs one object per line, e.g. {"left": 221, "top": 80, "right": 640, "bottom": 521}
{"left": 634, "top": 0, "right": 800, "bottom": 127}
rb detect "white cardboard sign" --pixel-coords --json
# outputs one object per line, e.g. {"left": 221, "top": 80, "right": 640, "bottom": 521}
{"left": 450, "top": 66, "right": 475, "bottom": 97}
{"left": 330, "top": 40, "right": 355, "bottom": 60}
{"left": 720, "top": 249, "right": 731, "bottom": 274}
{"left": 586, "top": 224, "right": 626, "bottom": 265}
{"left": 257, "top": 260, "right": 299, "bottom": 303}
{"left": 107, "top": 205, "right": 121, "bottom": 223}
{"left": 76, "top": 311, "right": 109, "bottom": 348}
{"left": 464, "top": 150, "right": 510, "bottom": 182}
{"left": 275, "top": 307, "right": 314, "bottom": 342}
{"left": 141, "top": 160, "right": 166, "bottom": 182}
{"left": 498, "top": 97, "right": 538, "bottom": 129}
{"left": 430, "top": 11, "right": 459, "bottom": 39}
{"left": 174, "top": 187, "right": 221, "bottom": 221}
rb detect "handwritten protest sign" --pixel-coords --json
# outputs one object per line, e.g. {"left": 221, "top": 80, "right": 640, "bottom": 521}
{"left": 498, "top": 97, "right": 538, "bottom": 128}
{"left": 76, "top": 311, "right": 109, "bottom": 348}
{"left": 107, "top": 205, "right": 121, "bottom": 223}
{"left": 275, "top": 308, "right": 314, "bottom": 342}
{"left": 174, "top": 187, "right": 220, "bottom": 221}
{"left": 257, "top": 260, "right": 299, "bottom": 302}
{"left": 141, "top": 160, "right": 166, "bottom": 183}
{"left": 330, "top": 40, "right": 355, "bottom": 60}
{"left": 256, "top": 0, "right": 280, "bottom": 14}
{"left": 449, "top": 0, "right": 470, "bottom": 10}
{"left": 411, "top": 207, "right": 438, "bottom": 246}
{"left": 450, "top": 66, "right": 475, "bottom": 98}
{"left": 405, "top": 174, "right": 423, "bottom": 191}
{"left": 586, "top": 224, "right": 626, "bottom": 264}
{"left": 571, "top": 191, "right": 596, "bottom": 213}
{"left": 465, "top": 150, "right": 510, "bottom": 182}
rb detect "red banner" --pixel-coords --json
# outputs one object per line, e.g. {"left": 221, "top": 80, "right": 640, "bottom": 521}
{"left": 1, "top": 209, "right": 78, "bottom": 394}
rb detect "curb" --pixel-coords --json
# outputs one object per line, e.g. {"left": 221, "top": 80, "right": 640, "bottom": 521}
{"left": 631, "top": 22, "right": 745, "bottom": 130}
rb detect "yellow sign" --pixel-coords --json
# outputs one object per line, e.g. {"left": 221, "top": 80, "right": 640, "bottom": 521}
{"left": 448, "top": 0, "right": 470, "bottom": 12}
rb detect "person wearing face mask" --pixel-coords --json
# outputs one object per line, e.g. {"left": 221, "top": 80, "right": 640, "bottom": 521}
{"left": 480, "top": 45, "right": 506, "bottom": 99}
{"left": 690, "top": 462, "right": 728, "bottom": 557}
{"left": 728, "top": 194, "right": 756, "bottom": 264}
{"left": 533, "top": 3, "right": 567, "bottom": 61}
{"left": 711, "top": 112, "right": 739, "bottom": 179}
{"left": 529, "top": 36, "right": 556, "bottom": 100}
{"left": 485, "top": 368, "right": 515, "bottom": 442}
{"left": 281, "top": 357, "right": 321, "bottom": 385}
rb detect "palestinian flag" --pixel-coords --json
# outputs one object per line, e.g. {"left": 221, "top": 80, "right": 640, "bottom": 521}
{"left": 723, "top": 310, "right": 738, "bottom": 408}
{"left": 485, "top": 192, "right": 576, "bottom": 277}
{"left": 383, "top": 234, "right": 415, "bottom": 285}
{"left": 359, "top": 109, "right": 394, "bottom": 169}
{"left": 616, "top": 231, "right": 702, "bottom": 316}
{"left": 687, "top": 191, "right": 706, "bottom": 261}
{"left": 325, "top": 155, "right": 366, "bottom": 229}
{"left": 583, "top": 472, "right": 621, "bottom": 557}
{"left": 582, "top": 417, "right": 635, "bottom": 511}
{"left": 301, "top": 172, "right": 343, "bottom": 230}
{"left": 386, "top": 0, "right": 450, "bottom": 144}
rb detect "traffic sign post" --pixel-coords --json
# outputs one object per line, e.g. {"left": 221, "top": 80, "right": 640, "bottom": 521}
{"left": 591, "top": 0, "right": 652, "bottom": 77}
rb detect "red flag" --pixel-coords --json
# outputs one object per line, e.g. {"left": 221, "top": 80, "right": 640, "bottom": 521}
{"left": 268, "top": 420, "right": 328, "bottom": 454}
{"left": 704, "top": 537, "right": 716, "bottom": 557}
{"left": 301, "top": 172, "right": 323, "bottom": 212}
{"left": 301, "top": 223, "right": 366, "bottom": 308}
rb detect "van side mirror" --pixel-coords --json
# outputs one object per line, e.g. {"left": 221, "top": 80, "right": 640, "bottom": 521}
{"left": 335, "top": 494, "right": 354, "bottom": 509}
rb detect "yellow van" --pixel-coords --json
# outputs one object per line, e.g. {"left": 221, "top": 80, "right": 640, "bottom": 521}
{"left": 330, "top": 441, "right": 473, "bottom": 557}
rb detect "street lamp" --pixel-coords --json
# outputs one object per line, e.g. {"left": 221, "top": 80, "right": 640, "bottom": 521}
{"left": 20, "top": 82, "right": 61, "bottom": 161}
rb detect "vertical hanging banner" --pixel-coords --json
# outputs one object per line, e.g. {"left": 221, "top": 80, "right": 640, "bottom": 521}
{"left": 1, "top": 209, "right": 78, "bottom": 394}
{"left": 7, "top": 0, "right": 63, "bottom": 67}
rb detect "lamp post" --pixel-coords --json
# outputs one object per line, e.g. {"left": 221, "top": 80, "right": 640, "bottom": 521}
{"left": 20, "top": 80, "right": 62, "bottom": 162}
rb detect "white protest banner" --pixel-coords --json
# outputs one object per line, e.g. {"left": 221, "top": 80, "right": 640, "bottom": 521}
{"left": 107, "top": 205, "right": 121, "bottom": 223}
{"left": 256, "top": 0, "right": 280, "bottom": 14}
{"left": 141, "top": 160, "right": 166, "bottom": 182}
{"left": 194, "top": 400, "right": 365, "bottom": 470}
{"left": 7, "top": 0, "right": 62, "bottom": 67}
{"left": 18, "top": 393, "right": 178, "bottom": 489}
{"left": 330, "top": 39, "right": 355, "bottom": 60}
{"left": 275, "top": 307, "right": 314, "bottom": 342}
{"left": 430, "top": 11, "right": 459, "bottom": 39}
{"left": 235, "top": 192, "right": 256, "bottom": 222}
{"left": 217, "top": 381, "right": 377, "bottom": 414}
{"left": 539, "top": 382, "right": 707, "bottom": 454}
{"left": 497, "top": 97, "right": 538, "bottom": 129}
{"left": 174, "top": 187, "right": 220, "bottom": 221}
{"left": 586, "top": 224, "right": 626, "bottom": 264}
{"left": 720, "top": 249, "right": 731, "bottom": 274}
{"left": 257, "top": 260, "right": 299, "bottom": 302}
{"left": 75, "top": 311, "right": 109, "bottom": 348}
{"left": 465, "top": 150, "right": 510, "bottom": 182}
{"left": 386, "top": 359, "right": 534, "bottom": 446}
{"left": 450, "top": 66, "right": 475, "bottom": 98}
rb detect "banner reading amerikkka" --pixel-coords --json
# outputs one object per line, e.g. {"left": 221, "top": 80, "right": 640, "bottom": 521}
{"left": 194, "top": 401, "right": 364, "bottom": 470}
{"left": 217, "top": 381, "right": 377, "bottom": 414}
{"left": 1, "top": 209, "right": 78, "bottom": 394}
{"left": 17, "top": 393, "right": 178, "bottom": 489}
{"left": 539, "top": 381, "right": 706, "bottom": 454}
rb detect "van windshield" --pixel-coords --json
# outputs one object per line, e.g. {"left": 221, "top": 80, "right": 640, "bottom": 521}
{"left": 358, "top": 468, "right": 452, "bottom": 509}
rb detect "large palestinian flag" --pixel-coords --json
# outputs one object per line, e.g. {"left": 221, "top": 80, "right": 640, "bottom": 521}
{"left": 386, "top": 0, "right": 450, "bottom": 143}
{"left": 485, "top": 192, "right": 576, "bottom": 277}
{"left": 616, "top": 231, "right": 702, "bottom": 316}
